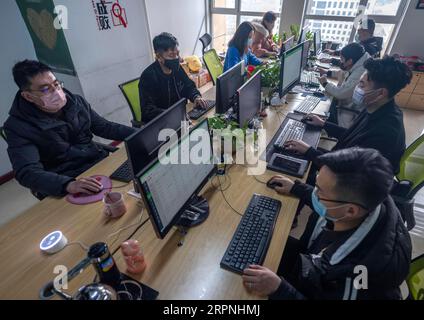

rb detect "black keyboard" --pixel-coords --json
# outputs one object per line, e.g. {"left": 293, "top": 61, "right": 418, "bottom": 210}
{"left": 110, "top": 160, "right": 132, "bottom": 182}
{"left": 220, "top": 194, "right": 281, "bottom": 274}
{"left": 188, "top": 100, "right": 215, "bottom": 120}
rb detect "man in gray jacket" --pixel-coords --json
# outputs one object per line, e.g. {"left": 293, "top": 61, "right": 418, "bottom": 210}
{"left": 318, "top": 43, "right": 370, "bottom": 128}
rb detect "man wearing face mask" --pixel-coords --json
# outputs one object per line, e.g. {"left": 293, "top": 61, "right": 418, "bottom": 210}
{"left": 317, "top": 43, "right": 370, "bottom": 128}
{"left": 285, "top": 56, "right": 411, "bottom": 175}
{"left": 243, "top": 148, "right": 412, "bottom": 299}
{"left": 139, "top": 32, "right": 207, "bottom": 124}
{"left": 4, "top": 60, "right": 136, "bottom": 199}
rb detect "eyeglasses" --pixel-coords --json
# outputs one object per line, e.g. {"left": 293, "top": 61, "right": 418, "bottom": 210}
{"left": 28, "top": 80, "right": 64, "bottom": 95}
{"left": 315, "top": 190, "right": 368, "bottom": 210}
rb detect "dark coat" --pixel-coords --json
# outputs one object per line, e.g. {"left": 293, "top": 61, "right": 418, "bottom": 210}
{"left": 139, "top": 61, "right": 200, "bottom": 123}
{"left": 270, "top": 182, "right": 412, "bottom": 300}
{"left": 4, "top": 89, "right": 136, "bottom": 197}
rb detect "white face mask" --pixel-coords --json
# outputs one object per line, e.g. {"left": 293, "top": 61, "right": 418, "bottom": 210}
{"left": 247, "top": 38, "right": 253, "bottom": 47}
{"left": 352, "top": 86, "right": 366, "bottom": 106}
{"left": 38, "top": 89, "right": 67, "bottom": 113}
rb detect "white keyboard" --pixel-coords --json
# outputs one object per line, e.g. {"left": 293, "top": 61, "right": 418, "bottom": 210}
{"left": 294, "top": 96, "right": 321, "bottom": 115}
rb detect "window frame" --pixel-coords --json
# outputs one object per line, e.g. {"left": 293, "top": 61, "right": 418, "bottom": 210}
{"left": 302, "top": 0, "right": 409, "bottom": 54}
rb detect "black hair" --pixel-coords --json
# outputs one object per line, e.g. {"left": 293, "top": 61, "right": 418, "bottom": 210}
{"left": 153, "top": 32, "right": 179, "bottom": 53}
{"left": 263, "top": 11, "right": 277, "bottom": 24}
{"left": 363, "top": 56, "right": 413, "bottom": 97}
{"left": 229, "top": 21, "right": 255, "bottom": 57}
{"left": 340, "top": 43, "right": 365, "bottom": 65}
{"left": 12, "top": 59, "right": 52, "bottom": 90}
{"left": 360, "top": 18, "right": 376, "bottom": 34}
{"left": 317, "top": 148, "right": 394, "bottom": 210}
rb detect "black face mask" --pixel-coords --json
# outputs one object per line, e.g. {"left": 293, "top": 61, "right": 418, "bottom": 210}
{"left": 164, "top": 58, "right": 180, "bottom": 72}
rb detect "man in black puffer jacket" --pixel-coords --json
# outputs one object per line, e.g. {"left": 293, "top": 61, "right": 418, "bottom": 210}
{"left": 242, "top": 148, "right": 412, "bottom": 300}
{"left": 4, "top": 60, "right": 136, "bottom": 199}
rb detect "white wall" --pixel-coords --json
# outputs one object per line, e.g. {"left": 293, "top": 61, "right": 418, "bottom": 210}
{"left": 145, "top": 0, "right": 207, "bottom": 58}
{"left": 390, "top": 0, "right": 424, "bottom": 56}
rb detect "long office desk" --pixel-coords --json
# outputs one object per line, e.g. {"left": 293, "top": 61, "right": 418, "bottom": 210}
{"left": 0, "top": 84, "right": 330, "bottom": 300}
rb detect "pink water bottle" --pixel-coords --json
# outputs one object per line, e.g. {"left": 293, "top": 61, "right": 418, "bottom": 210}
{"left": 121, "top": 240, "right": 146, "bottom": 274}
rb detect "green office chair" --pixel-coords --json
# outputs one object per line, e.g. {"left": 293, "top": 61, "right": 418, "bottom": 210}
{"left": 407, "top": 254, "right": 424, "bottom": 300}
{"left": 203, "top": 49, "right": 223, "bottom": 85}
{"left": 119, "top": 78, "right": 142, "bottom": 128}
{"left": 392, "top": 134, "right": 424, "bottom": 230}
{"left": 0, "top": 127, "right": 6, "bottom": 141}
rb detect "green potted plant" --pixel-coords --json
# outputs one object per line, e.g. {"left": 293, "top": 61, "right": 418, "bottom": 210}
{"left": 250, "top": 60, "right": 280, "bottom": 100}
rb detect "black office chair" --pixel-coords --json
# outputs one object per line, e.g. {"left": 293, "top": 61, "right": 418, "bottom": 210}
{"left": 199, "top": 33, "right": 212, "bottom": 55}
{"left": 374, "top": 36, "right": 383, "bottom": 58}
{"left": 0, "top": 126, "right": 6, "bottom": 141}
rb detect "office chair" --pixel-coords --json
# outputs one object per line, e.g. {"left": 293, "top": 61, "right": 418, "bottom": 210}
{"left": 199, "top": 33, "right": 212, "bottom": 55}
{"left": 374, "top": 36, "right": 383, "bottom": 58}
{"left": 392, "top": 134, "right": 424, "bottom": 230}
{"left": 0, "top": 126, "right": 6, "bottom": 141}
{"left": 119, "top": 78, "right": 142, "bottom": 128}
{"left": 407, "top": 253, "right": 424, "bottom": 300}
{"left": 203, "top": 49, "right": 224, "bottom": 85}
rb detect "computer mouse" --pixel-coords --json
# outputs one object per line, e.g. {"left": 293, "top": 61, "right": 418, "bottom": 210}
{"left": 267, "top": 179, "right": 283, "bottom": 189}
{"left": 313, "top": 91, "right": 325, "bottom": 98}
{"left": 301, "top": 116, "right": 311, "bottom": 123}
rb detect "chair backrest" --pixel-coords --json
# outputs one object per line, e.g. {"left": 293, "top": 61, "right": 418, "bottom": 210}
{"left": 203, "top": 49, "right": 223, "bottom": 85}
{"left": 397, "top": 134, "right": 424, "bottom": 197}
{"left": 407, "top": 254, "right": 424, "bottom": 300}
{"left": 374, "top": 36, "right": 383, "bottom": 58}
{"left": 199, "top": 33, "right": 212, "bottom": 55}
{"left": 119, "top": 78, "right": 141, "bottom": 125}
{"left": 0, "top": 126, "right": 6, "bottom": 142}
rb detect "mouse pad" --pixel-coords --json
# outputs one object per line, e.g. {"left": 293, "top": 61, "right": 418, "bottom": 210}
{"left": 66, "top": 175, "right": 112, "bottom": 205}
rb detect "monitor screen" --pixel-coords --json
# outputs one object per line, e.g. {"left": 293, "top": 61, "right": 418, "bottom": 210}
{"left": 301, "top": 40, "right": 311, "bottom": 70}
{"left": 137, "top": 119, "right": 215, "bottom": 239}
{"left": 125, "top": 98, "right": 187, "bottom": 179}
{"left": 279, "top": 42, "right": 304, "bottom": 98}
{"left": 216, "top": 62, "right": 245, "bottom": 114}
{"left": 237, "top": 71, "right": 261, "bottom": 127}
{"left": 279, "top": 35, "right": 295, "bottom": 57}
{"left": 314, "top": 30, "right": 322, "bottom": 55}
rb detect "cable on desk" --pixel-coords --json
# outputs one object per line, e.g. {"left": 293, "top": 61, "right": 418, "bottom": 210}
{"left": 107, "top": 209, "right": 145, "bottom": 251}
{"left": 65, "top": 241, "right": 89, "bottom": 252}
{"left": 217, "top": 175, "right": 243, "bottom": 217}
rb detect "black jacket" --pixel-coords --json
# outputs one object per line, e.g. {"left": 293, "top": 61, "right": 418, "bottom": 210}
{"left": 4, "top": 89, "right": 136, "bottom": 197}
{"left": 139, "top": 61, "right": 201, "bottom": 123}
{"left": 270, "top": 181, "right": 412, "bottom": 300}
{"left": 305, "top": 99, "right": 405, "bottom": 174}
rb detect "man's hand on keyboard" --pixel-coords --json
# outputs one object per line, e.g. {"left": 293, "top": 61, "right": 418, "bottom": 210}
{"left": 319, "top": 75, "right": 328, "bottom": 86}
{"left": 194, "top": 97, "right": 208, "bottom": 109}
{"left": 284, "top": 140, "right": 311, "bottom": 155}
{"left": 303, "top": 114, "right": 326, "bottom": 128}
{"left": 319, "top": 58, "right": 332, "bottom": 64}
{"left": 242, "top": 265, "right": 282, "bottom": 296}
{"left": 269, "top": 175, "right": 295, "bottom": 195}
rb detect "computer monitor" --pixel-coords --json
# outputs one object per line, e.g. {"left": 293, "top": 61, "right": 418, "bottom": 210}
{"left": 298, "top": 25, "right": 309, "bottom": 45}
{"left": 237, "top": 71, "right": 262, "bottom": 127}
{"left": 279, "top": 35, "right": 295, "bottom": 57}
{"left": 301, "top": 40, "right": 311, "bottom": 70}
{"left": 313, "top": 30, "right": 322, "bottom": 55}
{"left": 125, "top": 98, "right": 187, "bottom": 181}
{"left": 216, "top": 62, "right": 245, "bottom": 114}
{"left": 137, "top": 119, "right": 215, "bottom": 239}
{"left": 279, "top": 42, "right": 304, "bottom": 98}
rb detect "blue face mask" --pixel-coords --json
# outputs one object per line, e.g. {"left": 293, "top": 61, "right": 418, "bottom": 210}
{"left": 311, "top": 188, "right": 348, "bottom": 222}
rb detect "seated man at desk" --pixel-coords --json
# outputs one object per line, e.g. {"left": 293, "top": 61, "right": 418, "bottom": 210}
{"left": 285, "top": 56, "right": 412, "bottom": 176}
{"left": 4, "top": 60, "right": 136, "bottom": 199}
{"left": 243, "top": 148, "right": 412, "bottom": 299}
{"left": 317, "top": 43, "right": 370, "bottom": 128}
{"left": 323, "top": 18, "right": 382, "bottom": 65}
{"left": 139, "top": 32, "right": 207, "bottom": 124}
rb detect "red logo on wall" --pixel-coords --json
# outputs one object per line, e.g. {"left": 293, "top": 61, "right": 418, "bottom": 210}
{"left": 92, "top": 0, "right": 128, "bottom": 31}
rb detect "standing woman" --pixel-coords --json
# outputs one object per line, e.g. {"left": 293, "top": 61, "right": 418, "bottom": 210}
{"left": 223, "top": 21, "right": 263, "bottom": 72}
{"left": 252, "top": 11, "right": 279, "bottom": 57}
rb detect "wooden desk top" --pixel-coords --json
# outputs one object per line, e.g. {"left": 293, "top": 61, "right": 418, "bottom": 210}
{"left": 0, "top": 84, "right": 330, "bottom": 300}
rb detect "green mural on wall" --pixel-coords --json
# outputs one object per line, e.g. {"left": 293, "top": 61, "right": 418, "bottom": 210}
{"left": 16, "top": 0, "right": 76, "bottom": 75}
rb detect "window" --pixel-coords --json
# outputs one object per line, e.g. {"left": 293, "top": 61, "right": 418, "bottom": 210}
{"left": 210, "top": 0, "right": 283, "bottom": 52}
{"left": 303, "top": 0, "right": 408, "bottom": 54}
{"left": 316, "top": 1, "right": 327, "bottom": 9}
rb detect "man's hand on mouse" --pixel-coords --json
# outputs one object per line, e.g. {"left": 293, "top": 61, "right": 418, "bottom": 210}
{"left": 194, "top": 96, "right": 208, "bottom": 109}
{"left": 302, "top": 114, "right": 326, "bottom": 128}
{"left": 66, "top": 177, "right": 103, "bottom": 195}
{"left": 318, "top": 75, "right": 328, "bottom": 86}
{"left": 269, "top": 175, "right": 295, "bottom": 195}
{"left": 283, "top": 140, "right": 311, "bottom": 155}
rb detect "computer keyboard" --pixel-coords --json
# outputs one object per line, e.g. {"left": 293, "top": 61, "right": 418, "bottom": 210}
{"left": 110, "top": 160, "right": 133, "bottom": 182}
{"left": 300, "top": 71, "right": 320, "bottom": 87}
{"left": 220, "top": 194, "right": 281, "bottom": 274}
{"left": 294, "top": 96, "right": 321, "bottom": 114}
{"left": 318, "top": 53, "right": 334, "bottom": 60}
{"left": 188, "top": 100, "right": 216, "bottom": 120}
{"left": 273, "top": 119, "right": 306, "bottom": 150}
